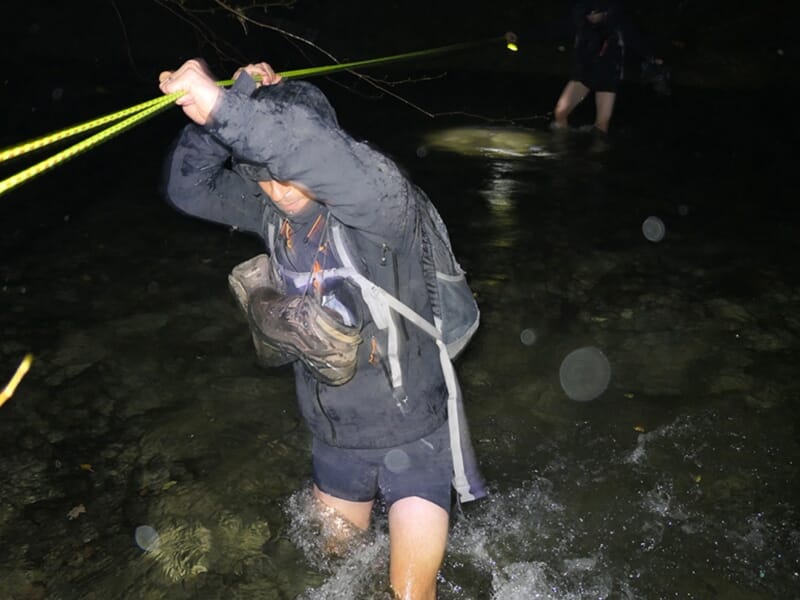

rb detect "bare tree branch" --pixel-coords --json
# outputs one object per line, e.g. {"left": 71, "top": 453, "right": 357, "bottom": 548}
{"left": 153, "top": 0, "right": 250, "bottom": 65}
{"left": 151, "top": 0, "right": 548, "bottom": 123}
{"left": 109, "top": 0, "right": 146, "bottom": 80}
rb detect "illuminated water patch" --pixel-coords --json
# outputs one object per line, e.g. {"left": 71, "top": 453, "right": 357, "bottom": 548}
{"left": 420, "top": 126, "right": 554, "bottom": 158}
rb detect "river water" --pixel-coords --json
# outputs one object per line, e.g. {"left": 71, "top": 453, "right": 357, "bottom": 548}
{"left": 1, "top": 74, "right": 798, "bottom": 599}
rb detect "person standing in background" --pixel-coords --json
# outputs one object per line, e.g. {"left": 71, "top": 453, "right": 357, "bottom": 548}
{"left": 552, "top": 0, "right": 663, "bottom": 134}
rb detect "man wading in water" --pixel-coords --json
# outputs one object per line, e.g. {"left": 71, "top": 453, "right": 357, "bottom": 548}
{"left": 159, "top": 59, "right": 485, "bottom": 599}
{"left": 552, "top": 0, "right": 665, "bottom": 134}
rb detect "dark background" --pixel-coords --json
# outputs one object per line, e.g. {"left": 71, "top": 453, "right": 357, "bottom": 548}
{"left": 1, "top": 0, "right": 795, "bottom": 114}
{"left": 0, "top": 4, "right": 798, "bottom": 598}
{"left": 0, "top": 0, "right": 796, "bottom": 248}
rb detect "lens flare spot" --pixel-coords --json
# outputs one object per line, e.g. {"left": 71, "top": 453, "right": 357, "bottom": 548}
{"left": 559, "top": 346, "right": 611, "bottom": 401}
{"left": 642, "top": 216, "right": 666, "bottom": 242}
{"left": 135, "top": 525, "right": 161, "bottom": 552}
{"left": 520, "top": 328, "right": 537, "bottom": 346}
{"left": 384, "top": 449, "right": 411, "bottom": 473}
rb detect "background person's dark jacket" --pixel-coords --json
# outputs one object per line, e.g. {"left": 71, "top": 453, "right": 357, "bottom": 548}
{"left": 573, "top": 2, "right": 623, "bottom": 61}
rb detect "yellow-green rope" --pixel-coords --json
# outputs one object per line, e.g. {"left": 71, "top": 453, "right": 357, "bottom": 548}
{"left": 0, "top": 95, "right": 174, "bottom": 165}
{"left": 0, "top": 354, "right": 33, "bottom": 409}
{"left": 0, "top": 94, "right": 178, "bottom": 197}
{"left": 0, "top": 34, "right": 511, "bottom": 197}
{"left": 218, "top": 35, "right": 507, "bottom": 85}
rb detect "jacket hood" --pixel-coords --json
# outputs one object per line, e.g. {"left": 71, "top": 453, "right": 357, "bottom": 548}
{"left": 233, "top": 80, "right": 340, "bottom": 183}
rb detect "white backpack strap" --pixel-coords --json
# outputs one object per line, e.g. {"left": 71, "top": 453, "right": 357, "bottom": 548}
{"left": 437, "top": 339, "right": 475, "bottom": 502}
{"left": 267, "top": 221, "right": 276, "bottom": 256}
{"left": 330, "top": 223, "right": 476, "bottom": 502}
{"left": 331, "top": 225, "right": 416, "bottom": 396}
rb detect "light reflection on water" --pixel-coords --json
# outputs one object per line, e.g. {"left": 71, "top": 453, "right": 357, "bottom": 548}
{"left": 480, "top": 160, "right": 525, "bottom": 249}
{"left": 420, "top": 126, "right": 556, "bottom": 159}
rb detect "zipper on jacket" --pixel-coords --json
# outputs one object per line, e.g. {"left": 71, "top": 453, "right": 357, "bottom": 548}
{"left": 315, "top": 381, "right": 337, "bottom": 445}
{"left": 391, "top": 251, "right": 410, "bottom": 342}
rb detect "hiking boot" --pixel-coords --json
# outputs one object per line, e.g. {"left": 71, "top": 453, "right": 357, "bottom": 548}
{"left": 228, "top": 254, "right": 280, "bottom": 315}
{"left": 229, "top": 254, "right": 293, "bottom": 368}
{"left": 248, "top": 290, "right": 362, "bottom": 386}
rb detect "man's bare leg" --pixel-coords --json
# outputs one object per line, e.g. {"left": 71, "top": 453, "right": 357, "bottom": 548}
{"left": 553, "top": 80, "right": 590, "bottom": 129}
{"left": 594, "top": 91, "right": 617, "bottom": 133}
{"left": 388, "top": 496, "right": 449, "bottom": 600}
{"left": 312, "top": 484, "right": 373, "bottom": 552}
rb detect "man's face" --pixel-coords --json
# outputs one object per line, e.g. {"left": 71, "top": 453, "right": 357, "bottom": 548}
{"left": 258, "top": 180, "right": 314, "bottom": 216}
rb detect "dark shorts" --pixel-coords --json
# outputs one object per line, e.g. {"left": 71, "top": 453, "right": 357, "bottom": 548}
{"left": 311, "top": 420, "right": 454, "bottom": 513}
{"left": 572, "top": 41, "right": 623, "bottom": 93}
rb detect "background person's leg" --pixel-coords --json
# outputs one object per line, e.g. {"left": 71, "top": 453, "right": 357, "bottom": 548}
{"left": 388, "top": 496, "right": 449, "bottom": 600}
{"left": 553, "top": 80, "right": 590, "bottom": 128}
{"left": 594, "top": 91, "right": 617, "bottom": 132}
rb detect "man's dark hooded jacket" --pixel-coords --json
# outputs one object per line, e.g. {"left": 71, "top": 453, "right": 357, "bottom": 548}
{"left": 164, "top": 74, "right": 448, "bottom": 449}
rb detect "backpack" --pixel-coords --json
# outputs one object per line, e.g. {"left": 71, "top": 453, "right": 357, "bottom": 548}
{"left": 332, "top": 195, "right": 483, "bottom": 502}
{"left": 416, "top": 193, "right": 480, "bottom": 359}
{"left": 266, "top": 195, "right": 483, "bottom": 502}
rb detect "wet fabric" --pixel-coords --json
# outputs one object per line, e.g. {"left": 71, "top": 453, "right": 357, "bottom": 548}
{"left": 166, "top": 76, "right": 447, "bottom": 450}
{"left": 312, "top": 419, "right": 455, "bottom": 513}
{"left": 164, "top": 74, "right": 485, "bottom": 503}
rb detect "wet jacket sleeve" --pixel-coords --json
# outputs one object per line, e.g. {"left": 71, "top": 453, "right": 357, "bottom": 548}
{"left": 163, "top": 78, "right": 269, "bottom": 238}
{"left": 204, "top": 82, "right": 413, "bottom": 249}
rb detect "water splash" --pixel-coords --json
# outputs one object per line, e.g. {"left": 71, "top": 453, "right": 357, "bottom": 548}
{"left": 285, "top": 489, "right": 392, "bottom": 599}
{"left": 278, "top": 407, "right": 799, "bottom": 599}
